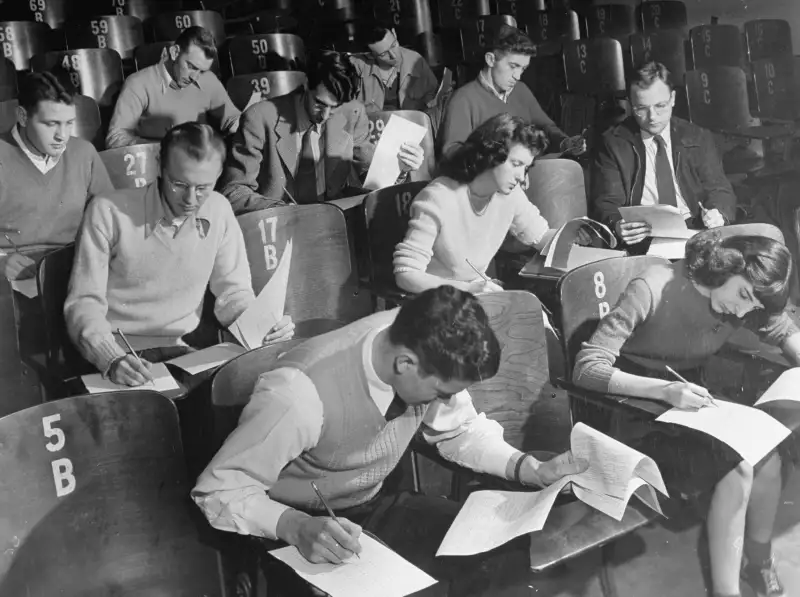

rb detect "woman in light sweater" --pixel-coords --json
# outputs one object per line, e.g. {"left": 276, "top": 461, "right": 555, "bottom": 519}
{"left": 393, "top": 113, "right": 559, "bottom": 295}
{"left": 574, "top": 231, "right": 800, "bottom": 597}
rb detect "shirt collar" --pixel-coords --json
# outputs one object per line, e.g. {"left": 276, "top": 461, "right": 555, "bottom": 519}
{"left": 478, "top": 68, "right": 510, "bottom": 102}
{"left": 143, "top": 180, "right": 212, "bottom": 239}
{"left": 362, "top": 324, "right": 395, "bottom": 415}
{"left": 158, "top": 60, "right": 201, "bottom": 92}
{"left": 12, "top": 124, "right": 60, "bottom": 167}
{"left": 294, "top": 90, "right": 321, "bottom": 135}
{"left": 641, "top": 124, "right": 672, "bottom": 148}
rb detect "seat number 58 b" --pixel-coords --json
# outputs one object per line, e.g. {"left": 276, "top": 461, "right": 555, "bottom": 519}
{"left": 42, "top": 414, "right": 76, "bottom": 498}
{"left": 593, "top": 271, "right": 610, "bottom": 318}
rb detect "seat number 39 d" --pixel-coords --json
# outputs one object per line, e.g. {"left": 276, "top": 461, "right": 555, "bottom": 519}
{"left": 593, "top": 271, "right": 610, "bottom": 318}
{"left": 42, "top": 414, "right": 76, "bottom": 498}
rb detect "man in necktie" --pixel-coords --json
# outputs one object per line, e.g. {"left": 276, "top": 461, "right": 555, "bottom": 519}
{"left": 591, "top": 61, "right": 736, "bottom": 248}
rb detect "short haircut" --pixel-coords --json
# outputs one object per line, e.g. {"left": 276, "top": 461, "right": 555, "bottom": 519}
{"left": 487, "top": 24, "right": 536, "bottom": 57}
{"left": 18, "top": 71, "right": 74, "bottom": 113}
{"left": 388, "top": 285, "right": 501, "bottom": 383}
{"left": 365, "top": 24, "right": 393, "bottom": 46}
{"left": 439, "top": 113, "right": 549, "bottom": 183}
{"left": 175, "top": 26, "right": 217, "bottom": 60}
{"left": 305, "top": 50, "right": 358, "bottom": 105}
{"left": 686, "top": 232, "right": 792, "bottom": 315}
{"left": 160, "top": 122, "right": 226, "bottom": 168}
{"left": 629, "top": 61, "right": 675, "bottom": 93}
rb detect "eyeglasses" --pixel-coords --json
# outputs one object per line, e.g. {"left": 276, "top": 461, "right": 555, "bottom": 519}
{"left": 631, "top": 101, "right": 672, "bottom": 118}
{"left": 375, "top": 39, "right": 399, "bottom": 60}
{"left": 165, "top": 175, "right": 213, "bottom": 199}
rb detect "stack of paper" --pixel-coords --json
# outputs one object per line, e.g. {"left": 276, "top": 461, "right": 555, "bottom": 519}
{"left": 537, "top": 217, "right": 624, "bottom": 272}
{"left": 81, "top": 362, "right": 180, "bottom": 394}
{"left": 230, "top": 238, "right": 293, "bottom": 350}
{"left": 618, "top": 205, "right": 698, "bottom": 259}
{"left": 270, "top": 533, "right": 437, "bottom": 597}
{"left": 166, "top": 342, "right": 247, "bottom": 375}
{"left": 436, "top": 423, "right": 667, "bottom": 556}
{"left": 363, "top": 115, "right": 428, "bottom": 190}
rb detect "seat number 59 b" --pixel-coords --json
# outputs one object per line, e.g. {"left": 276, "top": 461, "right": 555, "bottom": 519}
{"left": 593, "top": 271, "right": 610, "bottom": 318}
{"left": 42, "top": 414, "right": 76, "bottom": 498}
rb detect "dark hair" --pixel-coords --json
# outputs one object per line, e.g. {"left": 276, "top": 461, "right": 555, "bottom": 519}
{"left": 18, "top": 71, "right": 74, "bottom": 113}
{"left": 160, "top": 122, "right": 226, "bottom": 168}
{"left": 175, "top": 26, "right": 217, "bottom": 60}
{"left": 364, "top": 24, "right": 393, "bottom": 46}
{"left": 685, "top": 232, "right": 792, "bottom": 314}
{"left": 487, "top": 25, "right": 536, "bottom": 57}
{"left": 629, "top": 61, "right": 674, "bottom": 93}
{"left": 305, "top": 50, "right": 358, "bottom": 104}
{"left": 438, "top": 113, "right": 548, "bottom": 183}
{"left": 388, "top": 286, "right": 501, "bottom": 383}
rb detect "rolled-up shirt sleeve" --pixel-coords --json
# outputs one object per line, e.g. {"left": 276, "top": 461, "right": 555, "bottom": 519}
{"left": 422, "top": 390, "right": 519, "bottom": 478}
{"left": 192, "top": 368, "right": 323, "bottom": 540}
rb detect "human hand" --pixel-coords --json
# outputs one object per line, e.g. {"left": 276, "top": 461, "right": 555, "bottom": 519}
{"left": 573, "top": 227, "right": 595, "bottom": 246}
{"left": 661, "top": 381, "right": 715, "bottom": 410}
{"left": 4, "top": 252, "right": 36, "bottom": 281}
{"left": 560, "top": 135, "right": 588, "bottom": 156}
{"left": 398, "top": 142, "right": 424, "bottom": 172}
{"left": 702, "top": 208, "right": 725, "bottom": 229}
{"left": 518, "top": 450, "right": 590, "bottom": 488}
{"left": 466, "top": 277, "right": 504, "bottom": 294}
{"left": 293, "top": 515, "right": 363, "bottom": 565}
{"left": 615, "top": 219, "right": 652, "bottom": 245}
{"left": 262, "top": 314, "right": 295, "bottom": 346}
{"left": 108, "top": 355, "right": 154, "bottom": 386}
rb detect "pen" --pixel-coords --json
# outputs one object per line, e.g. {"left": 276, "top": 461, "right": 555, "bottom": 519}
{"left": 465, "top": 258, "right": 491, "bottom": 284}
{"left": 4, "top": 234, "right": 19, "bottom": 253}
{"left": 116, "top": 328, "right": 154, "bottom": 383}
{"left": 310, "top": 481, "right": 360, "bottom": 559}
{"left": 282, "top": 185, "right": 298, "bottom": 205}
{"left": 665, "top": 365, "right": 718, "bottom": 407}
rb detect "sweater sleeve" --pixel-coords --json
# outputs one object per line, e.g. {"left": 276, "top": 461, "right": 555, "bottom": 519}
{"left": 747, "top": 309, "right": 800, "bottom": 346}
{"left": 509, "top": 189, "right": 550, "bottom": 246}
{"left": 437, "top": 88, "right": 473, "bottom": 159}
{"left": 64, "top": 198, "right": 126, "bottom": 373}
{"left": 351, "top": 102, "right": 374, "bottom": 177}
{"left": 393, "top": 189, "right": 442, "bottom": 274}
{"left": 88, "top": 147, "right": 115, "bottom": 198}
{"left": 206, "top": 74, "right": 242, "bottom": 136}
{"left": 572, "top": 278, "right": 655, "bottom": 392}
{"left": 209, "top": 202, "right": 257, "bottom": 327}
{"left": 105, "top": 76, "right": 148, "bottom": 149}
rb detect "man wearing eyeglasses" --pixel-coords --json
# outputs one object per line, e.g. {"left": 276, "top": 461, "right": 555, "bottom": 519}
{"left": 65, "top": 123, "right": 294, "bottom": 387}
{"left": 591, "top": 62, "right": 736, "bottom": 249}
{"left": 349, "top": 25, "right": 438, "bottom": 113}
{"left": 220, "top": 50, "right": 425, "bottom": 214}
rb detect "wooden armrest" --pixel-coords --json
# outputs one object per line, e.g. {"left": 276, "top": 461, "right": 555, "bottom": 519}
{"left": 555, "top": 378, "right": 668, "bottom": 417}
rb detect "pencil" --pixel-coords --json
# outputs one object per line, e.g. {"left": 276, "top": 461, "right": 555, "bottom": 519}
{"left": 282, "top": 186, "right": 298, "bottom": 205}
{"left": 665, "top": 366, "right": 718, "bottom": 407}
{"left": 4, "top": 234, "right": 19, "bottom": 253}
{"left": 465, "top": 258, "right": 491, "bottom": 284}
{"left": 116, "top": 328, "right": 154, "bottom": 383}
{"left": 310, "top": 481, "right": 360, "bottom": 559}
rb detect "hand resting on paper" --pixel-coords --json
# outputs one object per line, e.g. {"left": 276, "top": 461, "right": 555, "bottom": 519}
{"left": 661, "top": 381, "right": 715, "bottom": 410}
{"left": 517, "top": 450, "right": 589, "bottom": 488}
{"left": 702, "top": 208, "right": 725, "bottom": 229}
{"left": 277, "top": 509, "right": 363, "bottom": 565}
{"left": 615, "top": 219, "right": 652, "bottom": 245}
{"left": 397, "top": 142, "right": 424, "bottom": 173}
{"left": 262, "top": 314, "right": 295, "bottom": 346}
{"left": 108, "top": 355, "right": 155, "bottom": 386}
{"left": 4, "top": 252, "right": 36, "bottom": 281}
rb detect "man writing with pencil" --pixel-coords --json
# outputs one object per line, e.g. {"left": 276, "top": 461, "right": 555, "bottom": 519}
{"left": 193, "top": 286, "right": 587, "bottom": 596}
{"left": 64, "top": 122, "right": 294, "bottom": 385}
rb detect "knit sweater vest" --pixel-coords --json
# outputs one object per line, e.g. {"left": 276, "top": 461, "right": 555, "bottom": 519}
{"left": 0, "top": 133, "right": 112, "bottom": 251}
{"left": 268, "top": 310, "right": 428, "bottom": 511}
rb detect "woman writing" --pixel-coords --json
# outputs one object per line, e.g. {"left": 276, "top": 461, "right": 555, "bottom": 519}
{"left": 574, "top": 231, "right": 799, "bottom": 597}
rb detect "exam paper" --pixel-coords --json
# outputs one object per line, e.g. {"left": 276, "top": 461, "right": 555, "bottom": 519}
{"left": 618, "top": 205, "right": 697, "bottom": 239}
{"left": 754, "top": 368, "right": 800, "bottom": 406}
{"left": 81, "top": 362, "right": 180, "bottom": 394}
{"left": 363, "top": 115, "right": 428, "bottom": 190}
{"left": 270, "top": 533, "right": 437, "bottom": 597}
{"left": 230, "top": 238, "right": 292, "bottom": 350}
{"left": 166, "top": 342, "right": 246, "bottom": 375}
{"left": 647, "top": 237, "right": 687, "bottom": 260}
{"left": 656, "top": 400, "right": 791, "bottom": 465}
{"left": 541, "top": 217, "right": 622, "bottom": 271}
{"left": 9, "top": 277, "right": 38, "bottom": 299}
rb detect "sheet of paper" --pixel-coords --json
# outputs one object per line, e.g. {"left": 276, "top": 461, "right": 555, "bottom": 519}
{"left": 166, "top": 342, "right": 247, "bottom": 375}
{"left": 541, "top": 217, "right": 617, "bottom": 257}
{"left": 363, "top": 114, "right": 428, "bottom": 191}
{"left": 543, "top": 218, "right": 621, "bottom": 271}
{"left": 230, "top": 238, "right": 292, "bottom": 350}
{"left": 436, "top": 477, "right": 569, "bottom": 556}
{"left": 618, "top": 205, "right": 697, "bottom": 239}
{"left": 754, "top": 367, "right": 800, "bottom": 406}
{"left": 656, "top": 400, "right": 791, "bottom": 465}
{"left": 573, "top": 477, "right": 663, "bottom": 521}
{"left": 647, "top": 237, "right": 687, "bottom": 260}
{"left": 9, "top": 277, "right": 38, "bottom": 298}
{"left": 270, "top": 533, "right": 437, "bottom": 597}
{"left": 81, "top": 362, "right": 179, "bottom": 394}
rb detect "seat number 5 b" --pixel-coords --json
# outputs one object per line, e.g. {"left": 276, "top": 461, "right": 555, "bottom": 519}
{"left": 593, "top": 271, "right": 610, "bottom": 318}
{"left": 42, "top": 414, "right": 76, "bottom": 498}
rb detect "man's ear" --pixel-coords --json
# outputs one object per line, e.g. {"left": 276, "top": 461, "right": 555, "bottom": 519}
{"left": 393, "top": 351, "right": 418, "bottom": 376}
{"left": 484, "top": 51, "right": 496, "bottom": 68}
{"left": 16, "top": 105, "right": 27, "bottom": 128}
{"left": 669, "top": 89, "right": 676, "bottom": 106}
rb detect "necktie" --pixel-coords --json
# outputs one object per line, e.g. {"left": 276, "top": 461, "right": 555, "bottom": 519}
{"left": 385, "top": 393, "right": 407, "bottom": 422}
{"left": 654, "top": 134, "right": 677, "bottom": 207}
{"left": 294, "top": 127, "right": 321, "bottom": 203}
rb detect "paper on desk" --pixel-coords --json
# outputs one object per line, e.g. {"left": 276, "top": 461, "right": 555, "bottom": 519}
{"left": 541, "top": 218, "right": 622, "bottom": 271}
{"left": 230, "top": 238, "right": 292, "bottom": 350}
{"left": 657, "top": 400, "right": 791, "bottom": 466}
{"left": 618, "top": 205, "right": 696, "bottom": 239}
{"left": 754, "top": 368, "right": 800, "bottom": 406}
{"left": 647, "top": 237, "right": 687, "bottom": 260}
{"left": 9, "top": 277, "right": 38, "bottom": 298}
{"left": 81, "top": 362, "right": 179, "bottom": 394}
{"left": 573, "top": 477, "right": 662, "bottom": 521}
{"left": 270, "top": 533, "right": 437, "bottom": 597}
{"left": 363, "top": 114, "right": 428, "bottom": 191}
{"left": 166, "top": 342, "right": 247, "bottom": 375}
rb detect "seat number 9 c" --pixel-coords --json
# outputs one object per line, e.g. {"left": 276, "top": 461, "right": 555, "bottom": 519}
{"left": 593, "top": 271, "right": 610, "bottom": 318}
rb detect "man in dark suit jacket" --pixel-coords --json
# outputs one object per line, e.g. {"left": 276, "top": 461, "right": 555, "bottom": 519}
{"left": 220, "top": 51, "right": 424, "bottom": 214}
{"left": 591, "top": 61, "right": 737, "bottom": 249}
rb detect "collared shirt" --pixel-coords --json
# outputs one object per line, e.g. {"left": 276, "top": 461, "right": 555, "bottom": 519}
{"left": 640, "top": 126, "right": 690, "bottom": 217}
{"left": 12, "top": 125, "right": 60, "bottom": 174}
{"left": 478, "top": 69, "right": 511, "bottom": 103}
{"left": 293, "top": 92, "right": 326, "bottom": 198}
{"left": 157, "top": 60, "right": 200, "bottom": 94}
{"left": 143, "top": 179, "right": 211, "bottom": 241}
{"left": 191, "top": 322, "right": 519, "bottom": 540}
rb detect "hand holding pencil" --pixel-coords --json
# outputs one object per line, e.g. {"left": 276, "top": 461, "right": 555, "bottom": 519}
{"left": 107, "top": 329, "right": 155, "bottom": 387}
{"left": 663, "top": 365, "right": 718, "bottom": 410}
{"left": 3, "top": 233, "right": 36, "bottom": 281}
